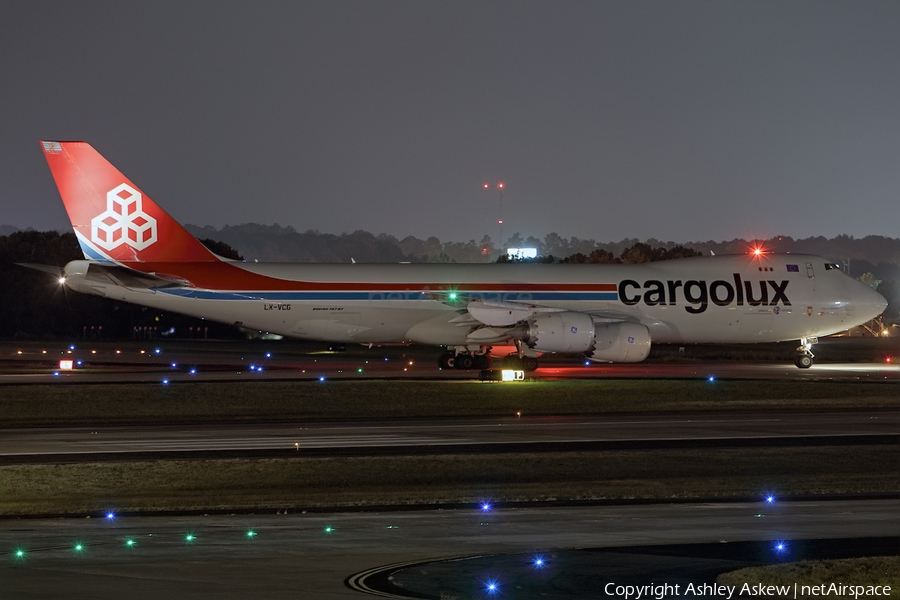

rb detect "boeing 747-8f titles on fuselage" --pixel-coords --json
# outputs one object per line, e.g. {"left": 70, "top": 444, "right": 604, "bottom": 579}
{"left": 39, "top": 141, "right": 887, "bottom": 370}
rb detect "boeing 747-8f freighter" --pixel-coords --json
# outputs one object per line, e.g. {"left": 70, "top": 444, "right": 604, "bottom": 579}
{"left": 40, "top": 141, "right": 887, "bottom": 369}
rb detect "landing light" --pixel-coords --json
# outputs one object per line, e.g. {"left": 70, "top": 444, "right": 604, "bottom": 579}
{"left": 58, "top": 276, "right": 66, "bottom": 285}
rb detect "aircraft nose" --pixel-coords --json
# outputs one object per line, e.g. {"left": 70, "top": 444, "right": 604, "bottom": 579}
{"left": 848, "top": 279, "right": 888, "bottom": 321}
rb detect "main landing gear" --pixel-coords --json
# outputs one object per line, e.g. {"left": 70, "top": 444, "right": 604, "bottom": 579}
{"left": 437, "top": 352, "right": 492, "bottom": 370}
{"left": 794, "top": 337, "right": 817, "bottom": 369}
{"left": 438, "top": 341, "right": 540, "bottom": 372}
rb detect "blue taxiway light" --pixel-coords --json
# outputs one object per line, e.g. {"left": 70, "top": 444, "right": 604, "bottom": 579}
{"left": 708, "top": 375, "right": 716, "bottom": 382}
{"left": 766, "top": 495, "right": 776, "bottom": 504}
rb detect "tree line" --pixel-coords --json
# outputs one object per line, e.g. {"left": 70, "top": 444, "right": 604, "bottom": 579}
{"left": 1, "top": 228, "right": 897, "bottom": 339}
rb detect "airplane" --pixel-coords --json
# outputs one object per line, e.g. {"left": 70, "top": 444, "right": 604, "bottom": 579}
{"left": 39, "top": 140, "right": 887, "bottom": 370}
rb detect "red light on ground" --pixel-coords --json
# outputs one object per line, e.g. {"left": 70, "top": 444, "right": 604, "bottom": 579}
{"left": 498, "top": 220, "right": 503, "bottom": 224}
{"left": 887, "top": 357, "right": 892, "bottom": 363}
{"left": 483, "top": 183, "right": 489, "bottom": 189}
{"left": 498, "top": 183, "right": 504, "bottom": 189}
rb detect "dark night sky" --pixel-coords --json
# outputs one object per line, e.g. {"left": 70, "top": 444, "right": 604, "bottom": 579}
{"left": 3, "top": 1, "right": 900, "bottom": 245}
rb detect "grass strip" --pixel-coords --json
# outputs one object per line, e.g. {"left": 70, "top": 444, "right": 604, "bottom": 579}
{"left": 1, "top": 380, "right": 899, "bottom": 426}
{"left": 1, "top": 445, "right": 896, "bottom": 515}
{"left": 717, "top": 557, "right": 900, "bottom": 598}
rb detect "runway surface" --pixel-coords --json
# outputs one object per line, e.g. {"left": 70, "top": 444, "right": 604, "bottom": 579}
{"left": 2, "top": 500, "right": 897, "bottom": 599}
{"left": 3, "top": 340, "right": 898, "bottom": 597}
{"left": 2, "top": 411, "right": 898, "bottom": 462}
{"left": 4, "top": 340, "right": 900, "bottom": 383}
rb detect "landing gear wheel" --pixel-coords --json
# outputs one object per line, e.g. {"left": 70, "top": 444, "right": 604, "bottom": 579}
{"left": 502, "top": 355, "right": 522, "bottom": 369}
{"left": 472, "top": 354, "right": 492, "bottom": 370}
{"left": 455, "top": 354, "right": 475, "bottom": 370}
{"left": 794, "top": 354, "right": 814, "bottom": 369}
{"left": 522, "top": 356, "right": 539, "bottom": 372}
{"left": 438, "top": 353, "right": 456, "bottom": 369}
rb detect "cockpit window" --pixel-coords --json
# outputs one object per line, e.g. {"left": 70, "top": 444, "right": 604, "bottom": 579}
{"left": 824, "top": 263, "right": 839, "bottom": 271}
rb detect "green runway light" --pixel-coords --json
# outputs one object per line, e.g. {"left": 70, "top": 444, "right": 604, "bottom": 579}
{"left": 125, "top": 539, "right": 135, "bottom": 547}
{"left": 324, "top": 526, "right": 334, "bottom": 534}
{"left": 246, "top": 530, "right": 257, "bottom": 538}
{"left": 16, "top": 549, "right": 25, "bottom": 558}
{"left": 185, "top": 534, "right": 196, "bottom": 542}
{"left": 74, "top": 543, "right": 84, "bottom": 552}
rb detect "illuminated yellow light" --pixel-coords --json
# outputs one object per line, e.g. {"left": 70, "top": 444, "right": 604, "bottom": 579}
{"left": 501, "top": 370, "right": 525, "bottom": 381}
{"left": 59, "top": 360, "right": 74, "bottom": 370}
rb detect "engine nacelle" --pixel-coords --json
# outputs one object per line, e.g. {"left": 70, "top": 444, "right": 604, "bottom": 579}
{"left": 526, "top": 312, "right": 596, "bottom": 353}
{"left": 587, "top": 322, "right": 651, "bottom": 363}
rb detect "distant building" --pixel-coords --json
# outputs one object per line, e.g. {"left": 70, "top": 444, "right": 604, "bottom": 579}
{"left": 507, "top": 247, "right": 537, "bottom": 260}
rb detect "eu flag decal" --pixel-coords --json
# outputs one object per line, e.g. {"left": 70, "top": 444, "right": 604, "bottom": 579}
{"left": 787, "top": 264, "right": 799, "bottom": 272}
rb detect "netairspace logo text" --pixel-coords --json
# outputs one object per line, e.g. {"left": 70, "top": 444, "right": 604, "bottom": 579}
{"left": 603, "top": 582, "right": 892, "bottom": 599}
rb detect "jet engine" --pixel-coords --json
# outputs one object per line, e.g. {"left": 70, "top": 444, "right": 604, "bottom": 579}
{"left": 525, "top": 312, "right": 596, "bottom": 353}
{"left": 587, "top": 322, "right": 651, "bottom": 363}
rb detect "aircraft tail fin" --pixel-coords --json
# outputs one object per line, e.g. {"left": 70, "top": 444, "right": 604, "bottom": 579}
{"left": 41, "top": 141, "right": 219, "bottom": 264}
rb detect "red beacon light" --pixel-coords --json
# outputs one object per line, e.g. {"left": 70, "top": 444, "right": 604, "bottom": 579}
{"left": 748, "top": 243, "right": 768, "bottom": 257}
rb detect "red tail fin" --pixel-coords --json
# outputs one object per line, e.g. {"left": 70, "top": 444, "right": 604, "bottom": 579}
{"left": 41, "top": 141, "right": 218, "bottom": 264}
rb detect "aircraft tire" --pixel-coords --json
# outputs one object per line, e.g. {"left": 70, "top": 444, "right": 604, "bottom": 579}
{"left": 455, "top": 354, "right": 475, "bottom": 370}
{"left": 438, "top": 353, "right": 456, "bottom": 369}
{"left": 522, "top": 356, "right": 539, "bottom": 371}
{"left": 473, "top": 354, "right": 492, "bottom": 370}
{"left": 794, "top": 354, "right": 813, "bottom": 369}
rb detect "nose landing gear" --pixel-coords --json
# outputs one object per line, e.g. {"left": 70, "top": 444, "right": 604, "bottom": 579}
{"left": 794, "top": 337, "right": 817, "bottom": 368}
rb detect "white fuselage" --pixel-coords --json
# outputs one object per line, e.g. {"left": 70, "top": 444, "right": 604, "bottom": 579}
{"left": 62, "top": 253, "right": 886, "bottom": 349}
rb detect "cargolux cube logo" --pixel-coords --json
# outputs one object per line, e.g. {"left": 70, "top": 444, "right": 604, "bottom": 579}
{"left": 91, "top": 184, "right": 157, "bottom": 251}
